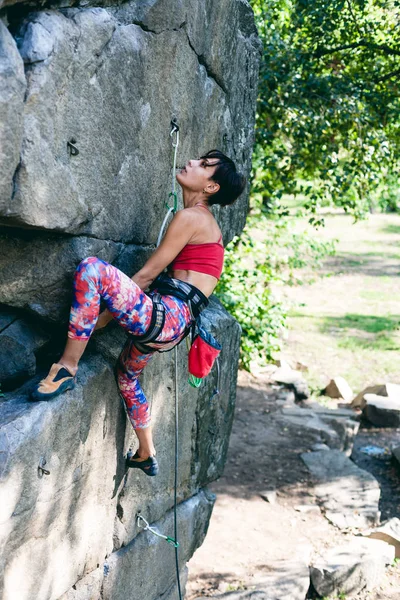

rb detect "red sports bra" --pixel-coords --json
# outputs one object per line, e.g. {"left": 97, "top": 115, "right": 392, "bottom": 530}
{"left": 171, "top": 205, "right": 224, "bottom": 279}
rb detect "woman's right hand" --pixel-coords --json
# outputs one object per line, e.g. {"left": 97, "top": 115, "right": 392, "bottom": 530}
{"left": 94, "top": 309, "right": 113, "bottom": 331}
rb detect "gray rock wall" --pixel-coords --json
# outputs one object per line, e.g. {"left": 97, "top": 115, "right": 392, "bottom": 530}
{"left": 0, "top": 1, "right": 260, "bottom": 598}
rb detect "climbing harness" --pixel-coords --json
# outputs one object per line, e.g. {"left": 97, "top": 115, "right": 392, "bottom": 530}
{"left": 127, "top": 292, "right": 166, "bottom": 354}
{"left": 150, "top": 273, "right": 209, "bottom": 320}
{"left": 128, "top": 275, "right": 209, "bottom": 354}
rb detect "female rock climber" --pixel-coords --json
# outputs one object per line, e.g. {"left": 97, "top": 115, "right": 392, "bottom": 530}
{"left": 32, "top": 149, "right": 246, "bottom": 476}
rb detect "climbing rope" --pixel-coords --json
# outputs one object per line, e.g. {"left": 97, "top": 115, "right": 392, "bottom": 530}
{"left": 170, "top": 119, "right": 183, "bottom": 600}
{"left": 173, "top": 343, "right": 182, "bottom": 600}
{"left": 153, "top": 119, "right": 183, "bottom": 600}
{"left": 156, "top": 119, "right": 180, "bottom": 247}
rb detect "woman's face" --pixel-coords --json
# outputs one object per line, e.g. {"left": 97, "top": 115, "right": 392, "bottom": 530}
{"left": 176, "top": 157, "right": 220, "bottom": 194}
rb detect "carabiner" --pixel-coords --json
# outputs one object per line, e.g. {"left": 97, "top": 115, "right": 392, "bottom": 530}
{"left": 170, "top": 119, "right": 179, "bottom": 148}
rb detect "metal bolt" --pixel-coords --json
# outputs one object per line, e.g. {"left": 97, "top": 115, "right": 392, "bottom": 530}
{"left": 67, "top": 138, "right": 79, "bottom": 156}
{"left": 38, "top": 457, "right": 50, "bottom": 477}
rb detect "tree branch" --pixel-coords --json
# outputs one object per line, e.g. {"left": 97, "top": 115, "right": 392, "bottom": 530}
{"left": 346, "top": 0, "right": 363, "bottom": 37}
{"left": 375, "top": 68, "right": 400, "bottom": 83}
{"left": 313, "top": 42, "right": 362, "bottom": 57}
{"left": 313, "top": 40, "right": 400, "bottom": 58}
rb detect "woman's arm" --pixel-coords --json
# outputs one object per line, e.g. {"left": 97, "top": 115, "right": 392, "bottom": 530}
{"left": 94, "top": 210, "right": 196, "bottom": 330}
{"left": 132, "top": 209, "right": 196, "bottom": 290}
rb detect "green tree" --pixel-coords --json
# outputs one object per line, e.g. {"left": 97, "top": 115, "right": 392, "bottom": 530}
{"left": 250, "top": 0, "right": 400, "bottom": 218}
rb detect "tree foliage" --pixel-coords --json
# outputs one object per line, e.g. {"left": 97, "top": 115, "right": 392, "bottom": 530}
{"left": 218, "top": 1, "right": 400, "bottom": 368}
{"left": 250, "top": 0, "right": 400, "bottom": 218}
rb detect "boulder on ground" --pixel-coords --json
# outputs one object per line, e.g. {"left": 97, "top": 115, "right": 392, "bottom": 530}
{"left": 259, "top": 490, "right": 277, "bottom": 504}
{"left": 294, "top": 360, "right": 308, "bottom": 372}
{"left": 352, "top": 385, "right": 386, "bottom": 408}
{"left": 366, "top": 518, "right": 400, "bottom": 558}
{"left": 281, "top": 405, "right": 359, "bottom": 456}
{"left": 294, "top": 504, "right": 320, "bottom": 514}
{"left": 193, "top": 558, "right": 310, "bottom": 600}
{"left": 273, "top": 359, "right": 292, "bottom": 369}
{"left": 311, "top": 443, "right": 330, "bottom": 452}
{"left": 352, "top": 383, "right": 400, "bottom": 408}
{"left": 362, "top": 394, "right": 400, "bottom": 428}
{"left": 301, "top": 449, "right": 380, "bottom": 529}
{"left": 274, "top": 358, "right": 308, "bottom": 372}
{"left": 323, "top": 376, "right": 353, "bottom": 402}
{"left": 272, "top": 367, "right": 309, "bottom": 401}
{"left": 310, "top": 537, "right": 395, "bottom": 597}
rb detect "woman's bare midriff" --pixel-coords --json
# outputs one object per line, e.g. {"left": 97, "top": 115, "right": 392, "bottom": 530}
{"left": 171, "top": 269, "right": 218, "bottom": 298}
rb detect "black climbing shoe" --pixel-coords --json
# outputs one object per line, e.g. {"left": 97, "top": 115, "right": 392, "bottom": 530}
{"left": 126, "top": 451, "right": 159, "bottom": 476}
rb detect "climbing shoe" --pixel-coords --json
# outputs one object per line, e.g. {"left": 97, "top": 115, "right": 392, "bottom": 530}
{"left": 31, "top": 363, "right": 76, "bottom": 401}
{"left": 126, "top": 451, "right": 159, "bottom": 476}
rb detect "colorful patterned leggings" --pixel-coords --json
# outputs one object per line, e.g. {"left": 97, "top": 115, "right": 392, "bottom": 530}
{"left": 68, "top": 257, "right": 191, "bottom": 428}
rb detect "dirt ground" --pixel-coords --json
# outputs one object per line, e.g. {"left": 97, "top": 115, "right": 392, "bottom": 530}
{"left": 185, "top": 370, "right": 400, "bottom": 600}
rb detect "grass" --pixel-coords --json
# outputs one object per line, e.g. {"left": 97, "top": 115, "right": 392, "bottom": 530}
{"left": 380, "top": 223, "right": 400, "bottom": 235}
{"left": 322, "top": 314, "right": 400, "bottom": 351}
{"left": 322, "top": 314, "right": 400, "bottom": 334}
{"left": 278, "top": 212, "right": 400, "bottom": 394}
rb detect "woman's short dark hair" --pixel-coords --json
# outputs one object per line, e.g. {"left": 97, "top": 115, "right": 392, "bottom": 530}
{"left": 200, "top": 149, "right": 246, "bottom": 206}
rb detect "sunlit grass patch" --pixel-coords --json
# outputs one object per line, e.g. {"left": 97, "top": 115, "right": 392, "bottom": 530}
{"left": 361, "top": 251, "right": 400, "bottom": 260}
{"left": 380, "top": 223, "right": 400, "bottom": 236}
{"left": 338, "top": 332, "right": 400, "bottom": 352}
{"left": 322, "top": 314, "right": 400, "bottom": 335}
{"left": 322, "top": 314, "right": 400, "bottom": 351}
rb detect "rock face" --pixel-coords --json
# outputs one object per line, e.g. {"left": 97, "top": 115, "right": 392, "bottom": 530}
{"left": 0, "top": 230, "right": 150, "bottom": 322}
{"left": 0, "top": 2, "right": 259, "bottom": 599}
{"left": 0, "top": 315, "right": 50, "bottom": 390}
{"left": 393, "top": 446, "right": 400, "bottom": 468}
{"left": 0, "top": 21, "right": 26, "bottom": 206}
{"left": 2, "top": 2, "right": 260, "bottom": 244}
{"left": 0, "top": 292, "right": 241, "bottom": 600}
{"left": 102, "top": 490, "right": 215, "bottom": 600}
